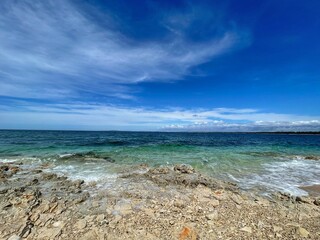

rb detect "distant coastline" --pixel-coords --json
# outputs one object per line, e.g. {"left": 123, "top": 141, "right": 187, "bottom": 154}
{"left": 0, "top": 129, "right": 319, "bottom": 135}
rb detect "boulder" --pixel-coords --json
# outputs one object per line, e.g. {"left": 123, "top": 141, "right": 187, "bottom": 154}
{"left": 174, "top": 164, "right": 195, "bottom": 174}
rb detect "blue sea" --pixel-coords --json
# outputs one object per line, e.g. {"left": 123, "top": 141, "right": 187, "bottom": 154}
{"left": 0, "top": 130, "right": 319, "bottom": 196}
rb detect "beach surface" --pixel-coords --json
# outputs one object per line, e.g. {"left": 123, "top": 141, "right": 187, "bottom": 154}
{"left": 1, "top": 161, "right": 319, "bottom": 240}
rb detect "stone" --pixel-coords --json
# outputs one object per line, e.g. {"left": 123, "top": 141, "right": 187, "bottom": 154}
{"left": 211, "top": 199, "right": 220, "bottom": 207}
{"left": 305, "top": 156, "right": 319, "bottom": 160}
{"left": 206, "top": 211, "right": 218, "bottom": 220}
{"left": 230, "top": 194, "right": 243, "bottom": 205}
{"left": 75, "top": 219, "right": 87, "bottom": 230}
{"left": 38, "top": 227, "right": 62, "bottom": 239}
{"left": 314, "top": 198, "right": 320, "bottom": 206}
{"left": 273, "top": 226, "right": 283, "bottom": 232}
{"left": 296, "top": 196, "right": 312, "bottom": 204}
{"left": 79, "top": 229, "right": 99, "bottom": 240}
{"left": 240, "top": 226, "right": 252, "bottom": 234}
{"left": 173, "top": 164, "right": 195, "bottom": 174}
{"left": 296, "top": 227, "right": 309, "bottom": 238}
{"left": 114, "top": 199, "right": 132, "bottom": 215}
{"left": 255, "top": 197, "right": 270, "bottom": 207}
{"left": 96, "top": 214, "right": 105, "bottom": 222}
{"left": 173, "top": 199, "right": 185, "bottom": 208}
{"left": 8, "top": 235, "right": 21, "bottom": 240}
{"left": 52, "top": 221, "right": 64, "bottom": 228}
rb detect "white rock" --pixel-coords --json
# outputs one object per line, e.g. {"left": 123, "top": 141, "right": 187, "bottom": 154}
{"left": 296, "top": 227, "right": 309, "bottom": 238}
{"left": 8, "top": 235, "right": 21, "bottom": 240}
{"left": 240, "top": 226, "right": 252, "bottom": 233}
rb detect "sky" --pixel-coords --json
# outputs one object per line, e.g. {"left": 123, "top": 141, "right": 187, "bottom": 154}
{"left": 0, "top": 0, "right": 320, "bottom": 131}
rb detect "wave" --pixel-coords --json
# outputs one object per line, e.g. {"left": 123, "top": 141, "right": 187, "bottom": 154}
{"left": 238, "top": 158, "right": 320, "bottom": 196}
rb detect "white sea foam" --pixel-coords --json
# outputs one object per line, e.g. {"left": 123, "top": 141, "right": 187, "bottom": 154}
{"left": 58, "top": 153, "right": 75, "bottom": 158}
{"left": 48, "top": 163, "right": 118, "bottom": 186}
{"left": 238, "top": 158, "right": 320, "bottom": 196}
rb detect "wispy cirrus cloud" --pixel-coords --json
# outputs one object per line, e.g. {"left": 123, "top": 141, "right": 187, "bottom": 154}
{"left": 0, "top": 0, "right": 249, "bottom": 100}
{"left": 0, "top": 101, "right": 319, "bottom": 131}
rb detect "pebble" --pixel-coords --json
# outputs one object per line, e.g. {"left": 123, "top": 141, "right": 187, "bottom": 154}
{"left": 8, "top": 235, "right": 21, "bottom": 240}
{"left": 206, "top": 211, "right": 218, "bottom": 220}
{"left": 296, "top": 227, "right": 309, "bottom": 238}
{"left": 75, "top": 219, "right": 87, "bottom": 230}
{"left": 240, "top": 226, "right": 252, "bottom": 234}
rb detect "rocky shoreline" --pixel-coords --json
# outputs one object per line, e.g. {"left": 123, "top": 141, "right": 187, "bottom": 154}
{"left": 0, "top": 162, "right": 320, "bottom": 240}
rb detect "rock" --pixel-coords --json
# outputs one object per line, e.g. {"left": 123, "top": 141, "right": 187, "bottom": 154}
{"left": 255, "top": 197, "right": 270, "bottom": 207}
{"left": 174, "top": 164, "right": 195, "bottom": 174}
{"left": 240, "top": 226, "right": 252, "bottom": 234}
{"left": 7, "top": 235, "right": 21, "bottom": 240}
{"left": 96, "top": 214, "right": 105, "bottom": 222}
{"left": 296, "top": 196, "right": 312, "bottom": 204}
{"left": 173, "top": 199, "right": 185, "bottom": 208}
{"left": 79, "top": 229, "right": 99, "bottom": 240}
{"left": 73, "top": 192, "right": 90, "bottom": 204}
{"left": 230, "top": 194, "right": 243, "bottom": 205}
{"left": 114, "top": 199, "right": 132, "bottom": 215}
{"left": 206, "top": 211, "right": 218, "bottom": 220}
{"left": 314, "top": 198, "right": 320, "bottom": 206}
{"left": 296, "top": 227, "right": 309, "bottom": 238}
{"left": 273, "top": 226, "right": 283, "bottom": 232}
{"left": 52, "top": 221, "right": 64, "bottom": 228}
{"left": 211, "top": 199, "right": 220, "bottom": 207}
{"left": 305, "top": 155, "right": 319, "bottom": 160}
{"left": 38, "top": 227, "right": 62, "bottom": 239}
{"left": 75, "top": 219, "right": 87, "bottom": 230}
{"left": 74, "top": 179, "right": 84, "bottom": 188}
{"left": 179, "top": 226, "right": 197, "bottom": 240}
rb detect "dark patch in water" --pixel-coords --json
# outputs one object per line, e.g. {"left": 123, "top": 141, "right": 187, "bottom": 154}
{"left": 59, "top": 151, "right": 115, "bottom": 163}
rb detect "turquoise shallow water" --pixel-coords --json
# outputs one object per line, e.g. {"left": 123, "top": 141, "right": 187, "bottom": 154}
{"left": 0, "top": 130, "right": 320, "bottom": 195}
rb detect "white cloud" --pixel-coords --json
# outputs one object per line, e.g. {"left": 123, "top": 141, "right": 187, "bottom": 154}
{"left": 0, "top": 0, "right": 249, "bottom": 100}
{"left": 0, "top": 102, "right": 319, "bottom": 131}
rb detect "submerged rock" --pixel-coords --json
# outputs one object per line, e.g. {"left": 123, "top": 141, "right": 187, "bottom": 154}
{"left": 305, "top": 155, "right": 319, "bottom": 160}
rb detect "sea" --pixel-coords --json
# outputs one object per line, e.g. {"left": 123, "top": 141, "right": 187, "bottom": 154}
{"left": 0, "top": 130, "right": 319, "bottom": 196}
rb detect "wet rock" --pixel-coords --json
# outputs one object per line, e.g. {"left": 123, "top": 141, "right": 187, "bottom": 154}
{"left": 296, "top": 227, "right": 309, "bottom": 238}
{"left": 73, "top": 192, "right": 90, "bottom": 204}
{"left": 174, "top": 164, "right": 195, "bottom": 174}
{"left": 148, "top": 166, "right": 170, "bottom": 174}
{"left": 42, "top": 173, "right": 58, "bottom": 180}
{"left": 305, "top": 155, "right": 319, "bottom": 160}
{"left": 0, "top": 165, "right": 9, "bottom": 171}
{"left": 74, "top": 179, "right": 84, "bottom": 188}
{"left": 296, "top": 196, "right": 312, "bottom": 204}
{"left": 0, "top": 187, "right": 9, "bottom": 194}
{"left": 114, "top": 199, "right": 132, "bottom": 215}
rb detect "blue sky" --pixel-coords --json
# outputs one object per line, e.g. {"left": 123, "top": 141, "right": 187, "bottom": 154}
{"left": 0, "top": 0, "right": 319, "bottom": 131}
